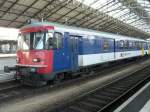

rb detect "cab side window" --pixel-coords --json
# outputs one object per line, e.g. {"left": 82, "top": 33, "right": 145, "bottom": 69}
{"left": 54, "top": 32, "right": 63, "bottom": 49}
{"left": 45, "top": 32, "right": 53, "bottom": 49}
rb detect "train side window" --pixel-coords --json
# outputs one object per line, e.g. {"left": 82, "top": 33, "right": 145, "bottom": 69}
{"left": 95, "top": 37, "right": 100, "bottom": 48}
{"left": 103, "top": 39, "right": 109, "bottom": 50}
{"left": 146, "top": 42, "right": 148, "bottom": 49}
{"left": 119, "top": 40, "right": 124, "bottom": 49}
{"left": 141, "top": 42, "right": 143, "bottom": 48}
{"left": 129, "top": 41, "right": 133, "bottom": 48}
{"left": 45, "top": 32, "right": 53, "bottom": 49}
{"left": 124, "top": 40, "right": 129, "bottom": 49}
{"left": 53, "top": 32, "right": 63, "bottom": 49}
{"left": 149, "top": 44, "right": 150, "bottom": 48}
{"left": 139, "top": 42, "right": 142, "bottom": 49}
{"left": 132, "top": 41, "right": 136, "bottom": 49}
{"left": 135, "top": 41, "right": 139, "bottom": 49}
{"left": 138, "top": 42, "right": 142, "bottom": 49}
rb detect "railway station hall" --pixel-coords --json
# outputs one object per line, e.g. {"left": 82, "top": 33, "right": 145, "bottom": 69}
{"left": 1, "top": 0, "right": 150, "bottom": 112}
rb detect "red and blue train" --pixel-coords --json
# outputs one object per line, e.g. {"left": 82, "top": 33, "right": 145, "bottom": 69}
{"left": 4, "top": 20, "right": 150, "bottom": 86}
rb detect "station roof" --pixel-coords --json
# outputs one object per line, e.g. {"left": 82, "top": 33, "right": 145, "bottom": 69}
{"left": 0, "top": 0, "right": 150, "bottom": 39}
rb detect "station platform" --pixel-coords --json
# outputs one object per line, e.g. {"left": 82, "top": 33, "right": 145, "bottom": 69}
{"left": 0, "top": 71, "right": 14, "bottom": 83}
{"left": 0, "top": 55, "right": 16, "bottom": 70}
{"left": 0, "top": 53, "right": 16, "bottom": 58}
{"left": 114, "top": 81, "right": 150, "bottom": 112}
{"left": 0, "top": 56, "right": 16, "bottom": 82}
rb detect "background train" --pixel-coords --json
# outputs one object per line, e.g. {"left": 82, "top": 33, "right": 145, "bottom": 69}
{"left": 4, "top": 21, "right": 150, "bottom": 86}
{"left": 0, "top": 27, "right": 18, "bottom": 54}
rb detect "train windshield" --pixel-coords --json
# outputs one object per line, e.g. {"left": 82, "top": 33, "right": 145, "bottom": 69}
{"left": 18, "top": 32, "right": 53, "bottom": 50}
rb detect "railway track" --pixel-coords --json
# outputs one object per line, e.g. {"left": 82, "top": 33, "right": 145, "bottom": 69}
{"left": 0, "top": 80, "right": 21, "bottom": 91}
{"left": 50, "top": 62, "right": 150, "bottom": 112}
{"left": 0, "top": 57, "right": 149, "bottom": 104}
{"left": 0, "top": 81, "right": 23, "bottom": 102}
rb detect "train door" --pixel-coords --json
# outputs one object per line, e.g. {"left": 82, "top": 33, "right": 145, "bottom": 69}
{"left": 69, "top": 35, "right": 79, "bottom": 70}
{"left": 148, "top": 43, "right": 150, "bottom": 55}
{"left": 101, "top": 38, "right": 115, "bottom": 62}
{"left": 53, "top": 32, "right": 70, "bottom": 72}
{"left": 141, "top": 42, "right": 144, "bottom": 56}
{"left": 114, "top": 39, "right": 116, "bottom": 59}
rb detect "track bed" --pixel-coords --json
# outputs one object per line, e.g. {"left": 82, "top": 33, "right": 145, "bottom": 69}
{"left": 50, "top": 64, "right": 150, "bottom": 112}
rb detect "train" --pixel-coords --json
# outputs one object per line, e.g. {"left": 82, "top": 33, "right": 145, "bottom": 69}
{"left": 4, "top": 20, "right": 150, "bottom": 86}
{"left": 0, "top": 27, "right": 18, "bottom": 54}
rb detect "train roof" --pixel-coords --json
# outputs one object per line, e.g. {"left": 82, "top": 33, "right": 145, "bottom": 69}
{"left": 21, "top": 21, "right": 147, "bottom": 41}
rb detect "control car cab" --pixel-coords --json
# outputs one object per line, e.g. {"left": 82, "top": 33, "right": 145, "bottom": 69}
{"left": 15, "top": 24, "right": 64, "bottom": 85}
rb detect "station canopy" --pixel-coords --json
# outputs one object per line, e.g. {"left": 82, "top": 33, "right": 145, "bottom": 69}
{"left": 0, "top": 0, "right": 150, "bottom": 39}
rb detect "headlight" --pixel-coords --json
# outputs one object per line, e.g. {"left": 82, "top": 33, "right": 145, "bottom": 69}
{"left": 33, "top": 58, "right": 38, "bottom": 62}
{"left": 33, "top": 58, "right": 40, "bottom": 62}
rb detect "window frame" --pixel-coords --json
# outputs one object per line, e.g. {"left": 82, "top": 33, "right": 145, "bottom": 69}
{"left": 129, "top": 41, "right": 133, "bottom": 49}
{"left": 119, "top": 40, "right": 124, "bottom": 49}
{"left": 125, "top": 40, "right": 129, "bottom": 49}
{"left": 53, "top": 32, "right": 63, "bottom": 49}
{"left": 103, "top": 39, "right": 110, "bottom": 51}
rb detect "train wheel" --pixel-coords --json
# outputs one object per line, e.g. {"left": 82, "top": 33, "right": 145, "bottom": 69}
{"left": 14, "top": 72, "right": 21, "bottom": 82}
{"left": 53, "top": 73, "right": 64, "bottom": 84}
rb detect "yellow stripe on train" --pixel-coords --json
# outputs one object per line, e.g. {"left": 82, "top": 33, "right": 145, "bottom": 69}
{"left": 148, "top": 48, "right": 150, "bottom": 55}
{"left": 141, "top": 48, "right": 144, "bottom": 56}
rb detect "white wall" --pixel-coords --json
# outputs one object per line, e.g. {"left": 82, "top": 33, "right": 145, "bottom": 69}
{"left": 0, "top": 27, "right": 19, "bottom": 40}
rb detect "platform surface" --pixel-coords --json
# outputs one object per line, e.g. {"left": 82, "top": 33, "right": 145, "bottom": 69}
{"left": 0, "top": 54, "right": 16, "bottom": 58}
{"left": 140, "top": 99, "right": 150, "bottom": 112}
{"left": 0, "top": 57, "right": 16, "bottom": 82}
{"left": 114, "top": 81, "right": 150, "bottom": 112}
{"left": 0, "top": 71, "right": 14, "bottom": 82}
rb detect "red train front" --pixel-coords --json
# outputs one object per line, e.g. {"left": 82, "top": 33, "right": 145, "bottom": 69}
{"left": 4, "top": 21, "right": 80, "bottom": 86}
{"left": 15, "top": 23, "right": 55, "bottom": 86}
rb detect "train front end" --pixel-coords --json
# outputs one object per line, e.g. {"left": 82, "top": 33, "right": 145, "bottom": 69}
{"left": 6, "top": 23, "right": 55, "bottom": 86}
